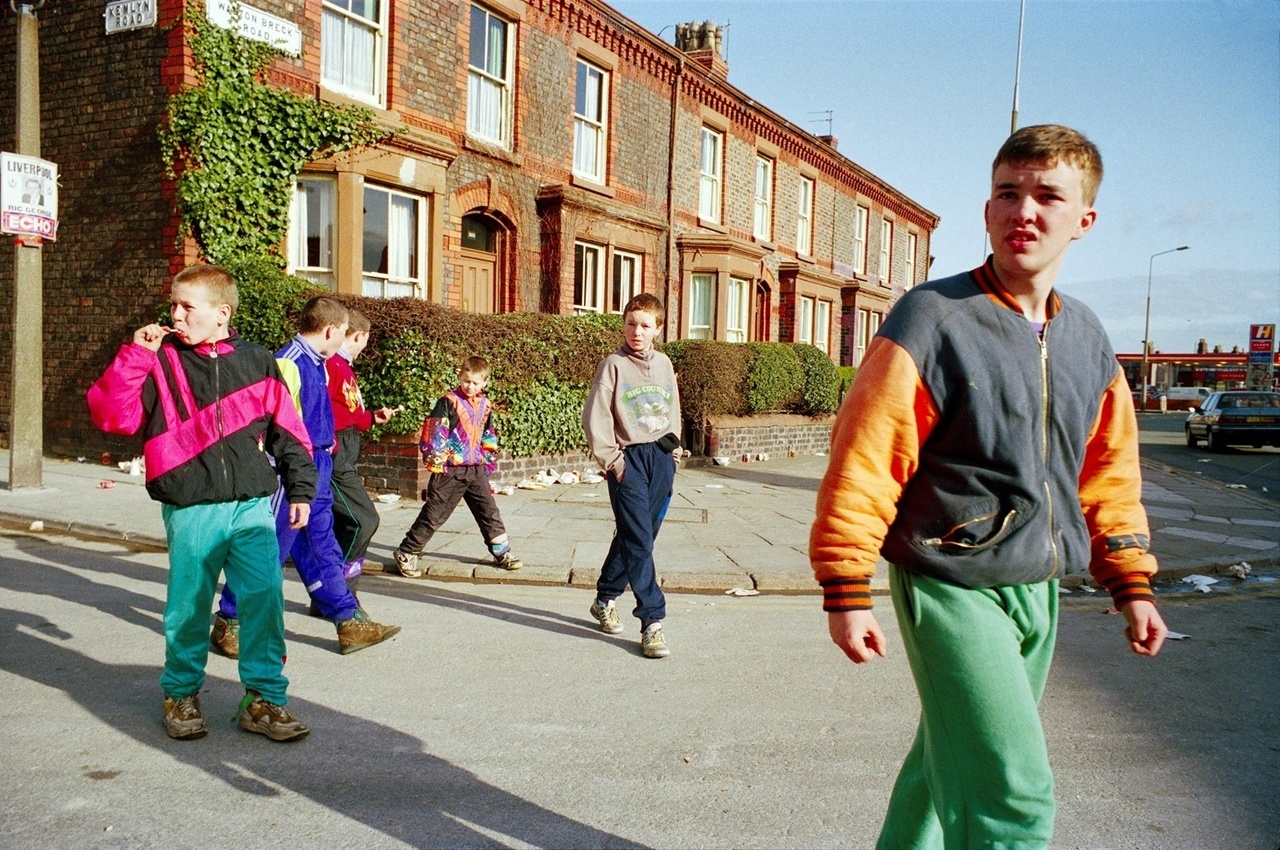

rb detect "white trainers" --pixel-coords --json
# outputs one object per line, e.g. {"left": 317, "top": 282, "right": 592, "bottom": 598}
{"left": 589, "top": 600, "right": 624, "bottom": 634}
{"left": 392, "top": 550, "right": 423, "bottom": 578}
{"left": 641, "top": 623, "right": 670, "bottom": 658}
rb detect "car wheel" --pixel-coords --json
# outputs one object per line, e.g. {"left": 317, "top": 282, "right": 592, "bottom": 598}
{"left": 1185, "top": 427, "right": 1199, "bottom": 448}
{"left": 1208, "top": 431, "right": 1227, "bottom": 453}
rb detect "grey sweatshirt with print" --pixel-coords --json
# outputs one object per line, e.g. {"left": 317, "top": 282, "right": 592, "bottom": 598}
{"left": 583, "top": 344, "right": 682, "bottom": 478}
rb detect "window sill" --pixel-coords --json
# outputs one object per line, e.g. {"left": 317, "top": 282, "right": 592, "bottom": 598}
{"left": 752, "top": 237, "right": 777, "bottom": 251}
{"left": 318, "top": 84, "right": 387, "bottom": 114}
{"left": 796, "top": 252, "right": 816, "bottom": 265}
{"left": 571, "top": 174, "right": 616, "bottom": 198}
{"left": 463, "top": 135, "right": 523, "bottom": 167}
{"left": 698, "top": 218, "right": 729, "bottom": 235}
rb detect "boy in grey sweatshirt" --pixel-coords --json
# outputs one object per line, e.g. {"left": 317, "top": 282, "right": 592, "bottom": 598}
{"left": 582, "top": 293, "right": 682, "bottom": 658}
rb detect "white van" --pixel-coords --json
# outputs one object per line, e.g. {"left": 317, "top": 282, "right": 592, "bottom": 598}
{"left": 1164, "top": 386, "right": 1211, "bottom": 402}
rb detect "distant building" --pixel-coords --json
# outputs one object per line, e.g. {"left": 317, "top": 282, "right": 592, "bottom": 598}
{"left": 0, "top": 0, "right": 937, "bottom": 456}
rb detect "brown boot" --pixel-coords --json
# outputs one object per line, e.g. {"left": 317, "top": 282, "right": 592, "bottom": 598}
{"left": 210, "top": 614, "right": 239, "bottom": 659}
{"left": 336, "top": 610, "right": 401, "bottom": 655}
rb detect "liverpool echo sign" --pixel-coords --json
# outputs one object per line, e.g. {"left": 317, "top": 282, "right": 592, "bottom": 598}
{"left": 1, "top": 152, "right": 58, "bottom": 241}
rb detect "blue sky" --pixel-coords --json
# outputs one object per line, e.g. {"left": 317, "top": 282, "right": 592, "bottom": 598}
{"left": 611, "top": 0, "right": 1280, "bottom": 355}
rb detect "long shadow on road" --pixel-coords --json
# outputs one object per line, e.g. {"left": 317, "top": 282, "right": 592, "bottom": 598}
{"left": 0, "top": 538, "right": 646, "bottom": 850}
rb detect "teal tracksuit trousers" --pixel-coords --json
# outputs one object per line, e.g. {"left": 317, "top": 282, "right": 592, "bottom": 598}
{"left": 160, "top": 498, "right": 289, "bottom": 706}
{"left": 878, "top": 565, "right": 1058, "bottom": 850}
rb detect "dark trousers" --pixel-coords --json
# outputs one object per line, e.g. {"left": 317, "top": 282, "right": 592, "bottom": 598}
{"left": 597, "top": 441, "right": 674, "bottom": 623}
{"left": 398, "top": 465, "right": 508, "bottom": 555}
{"left": 331, "top": 428, "right": 380, "bottom": 573}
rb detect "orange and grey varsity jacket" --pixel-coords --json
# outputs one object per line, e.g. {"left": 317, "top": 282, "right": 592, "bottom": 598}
{"left": 810, "top": 259, "right": 1157, "bottom": 612}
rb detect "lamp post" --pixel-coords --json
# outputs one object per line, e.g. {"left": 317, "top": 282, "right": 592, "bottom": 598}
{"left": 1141, "top": 246, "right": 1190, "bottom": 412}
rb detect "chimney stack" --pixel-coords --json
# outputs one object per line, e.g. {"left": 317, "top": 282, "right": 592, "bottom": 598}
{"left": 675, "top": 20, "right": 728, "bottom": 78}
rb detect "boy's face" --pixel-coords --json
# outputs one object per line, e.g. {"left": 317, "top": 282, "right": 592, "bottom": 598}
{"left": 984, "top": 159, "right": 1097, "bottom": 285}
{"left": 170, "top": 283, "right": 231, "bottom": 346}
{"left": 623, "top": 309, "right": 660, "bottom": 353}
{"left": 342, "top": 330, "right": 370, "bottom": 358}
{"left": 457, "top": 370, "right": 489, "bottom": 400}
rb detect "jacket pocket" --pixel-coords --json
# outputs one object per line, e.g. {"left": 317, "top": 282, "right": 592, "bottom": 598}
{"left": 917, "top": 496, "right": 1027, "bottom": 554}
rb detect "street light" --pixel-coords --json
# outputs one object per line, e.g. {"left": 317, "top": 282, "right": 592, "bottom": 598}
{"left": 1141, "top": 246, "right": 1190, "bottom": 412}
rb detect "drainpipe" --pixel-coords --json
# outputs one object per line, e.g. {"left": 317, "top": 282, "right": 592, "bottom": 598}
{"left": 664, "top": 57, "right": 684, "bottom": 336}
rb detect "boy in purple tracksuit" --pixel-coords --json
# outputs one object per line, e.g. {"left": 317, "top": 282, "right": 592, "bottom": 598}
{"left": 214, "top": 296, "right": 400, "bottom": 656}
{"left": 88, "top": 264, "right": 314, "bottom": 742}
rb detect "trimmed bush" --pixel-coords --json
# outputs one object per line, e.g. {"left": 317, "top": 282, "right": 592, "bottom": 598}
{"left": 792, "top": 343, "right": 840, "bottom": 415}
{"left": 837, "top": 366, "right": 858, "bottom": 402}
{"left": 224, "top": 256, "right": 319, "bottom": 350}
{"left": 745, "top": 343, "right": 804, "bottom": 413}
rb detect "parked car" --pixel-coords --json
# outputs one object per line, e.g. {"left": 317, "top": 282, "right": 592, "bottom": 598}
{"left": 1184, "top": 391, "right": 1280, "bottom": 451}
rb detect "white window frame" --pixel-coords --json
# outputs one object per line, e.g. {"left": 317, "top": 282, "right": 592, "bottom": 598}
{"left": 699, "top": 127, "right": 723, "bottom": 223}
{"left": 879, "top": 218, "right": 893, "bottom": 283}
{"left": 288, "top": 176, "right": 337, "bottom": 291}
{"left": 904, "top": 232, "right": 918, "bottom": 289}
{"left": 573, "top": 241, "right": 604, "bottom": 314}
{"left": 727, "top": 277, "right": 750, "bottom": 343}
{"left": 856, "top": 308, "right": 881, "bottom": 364}
{"left": 796, "top": 176, "right": 814, "bottom": 255}
{"left": 753, "top": 155, "right": 773, "bottom": 241}
{"left": 815, "top": 300, "right": 831, "bottom": 355}
{"left": 798, "top": 295, "right": 815, "bottom": 345}
{"left": 688, "top": 273, "right": 716, "bottom": 339}
{"left": 573, "top": 59, "right": 608, "bottom": 184}
{"left": 611, "top": 250, "right": 641, "bottom": 314}
{"left": 853, "top": 204, "right": 869, "bottom": 275}
{"left": 321, "top": 0, "right": 386, "bottom": 106}
{"left": 467, "top": 4, "right": 514, "bottom": 148}
{"left": 361, "top": 184, "right": 425, "bottom": 298}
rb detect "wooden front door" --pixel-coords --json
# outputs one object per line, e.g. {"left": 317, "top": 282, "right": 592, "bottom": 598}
{"left": 460, "top": 249, "right": 495, "bottom": 314}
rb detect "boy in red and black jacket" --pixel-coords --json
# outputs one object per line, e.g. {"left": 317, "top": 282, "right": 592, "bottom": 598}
{"left": 327, "top": 308, "right": 396, "bottom": 588}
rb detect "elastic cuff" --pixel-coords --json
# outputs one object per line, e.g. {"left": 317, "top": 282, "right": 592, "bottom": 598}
{"left": 1100, "top": 573, "right": 1156, "bottom": 609}
{"left": 821, "top": 577, "right": 873, "bottom": 611}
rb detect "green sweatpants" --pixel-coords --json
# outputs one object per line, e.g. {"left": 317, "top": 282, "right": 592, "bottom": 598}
{"left": 877, "top": 565, "right": 1058, "bottom": 850}
{"left": 160, "top": 498, "right": 289, "bottom": 706}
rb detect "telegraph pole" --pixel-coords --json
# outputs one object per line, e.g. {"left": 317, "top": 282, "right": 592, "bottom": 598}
{"left": 9, "top": 0, "right": 46, "bottom": 489}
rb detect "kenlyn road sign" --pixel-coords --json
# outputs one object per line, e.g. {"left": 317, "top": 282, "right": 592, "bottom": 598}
{"left": 1, "top": 153, "right": 58, "bottom": 241}
{"left": 104, "top": 0, "right": 157, "bottom": 34}
{"left": 206, "top": 0, "right": 302, "bottom": 56}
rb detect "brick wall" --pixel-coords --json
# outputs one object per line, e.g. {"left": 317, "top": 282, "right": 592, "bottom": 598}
{"left": 703, "top": 414, "right": 834, "bottom": 460}
{"left": 0, "top": 2, "right": 176, "bottom": 458}
{"left": 358, "top": 433, "right": 598, "bottom": 497}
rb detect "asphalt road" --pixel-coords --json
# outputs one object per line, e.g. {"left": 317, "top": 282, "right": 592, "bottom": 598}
{"left": 1138, "top": 412, "right": 1280, "bottom": 504}
{"left": 3, "top": 529, "right": 1279, "bottom": 849}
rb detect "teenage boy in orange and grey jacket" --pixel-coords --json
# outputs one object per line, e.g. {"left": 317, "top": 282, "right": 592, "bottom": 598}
{"left": 810, "top": 125, "right": 1168, "bottom": 849}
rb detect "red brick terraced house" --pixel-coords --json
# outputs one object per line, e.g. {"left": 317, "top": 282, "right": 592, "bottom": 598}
{"left": 0, "top": 0, "right": 938, "bottom": 458}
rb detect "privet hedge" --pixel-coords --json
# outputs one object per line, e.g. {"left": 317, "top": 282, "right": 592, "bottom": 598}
{"left": 225, "top": 272, "right": 842, "bottom": 458}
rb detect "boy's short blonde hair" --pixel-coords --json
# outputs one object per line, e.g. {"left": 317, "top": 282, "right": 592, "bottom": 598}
{"left": 173, "top": 264, "right": 238, "bottom": 315}
{"left": 298, "top": 296, "right": 350, "bottom": 334}
{"left": 622, "top": 293, "right": 665, "bottom": 328}
{"left": 459, "top": 355, "right": 491, "bottom": 381}
{"left": 993, "top": 124, "right": 1104, "bottom": 206}
{"left": 346, "top": 307, "right": 371, "bottom": 336}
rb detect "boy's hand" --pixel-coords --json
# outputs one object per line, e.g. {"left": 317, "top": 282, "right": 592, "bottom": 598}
{"left": 372, "top": 406, "right": 397, "bottom": 424}
{"left": 1121, "top": 600, "right": 1167, "bottom": 657}
{"left": 132, "top": 324, "right": 172, "bottom": 352}
{"left": 288, "top": 502, "right": 311, "bottom": 530}
{"left": 828, "top": 610, "right": 888, "bottom": 664}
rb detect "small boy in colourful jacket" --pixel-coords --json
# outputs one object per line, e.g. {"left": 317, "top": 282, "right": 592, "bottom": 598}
{"left": 391, "top": 356, "right": 522, "bottom": 577}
